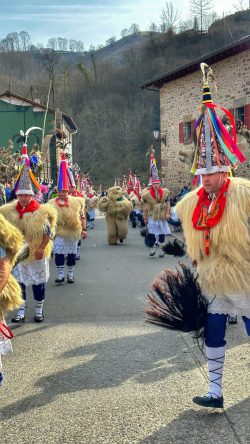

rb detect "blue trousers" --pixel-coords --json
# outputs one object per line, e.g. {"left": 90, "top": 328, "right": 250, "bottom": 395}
{"left": 20, "top": 283, "right": 45, "bottom": 302}
{"left": 55, "top": 253, "right": 76, "bottom": 267}
{"left": 205, "top": 313, "right": 250, "bottom": 347}
{"left": 147, "top": 233, "right": 165, "bottom": 248}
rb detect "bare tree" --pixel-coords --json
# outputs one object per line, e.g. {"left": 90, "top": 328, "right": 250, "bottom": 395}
{"left": 190, "top": 0, "right": 214, "bottom": 33}
{"left": 19, "top": 31, "right": 31, "bottom": 51}
{"left": 178, "top": 18, "right": 194, "bottom": 32}
{"left": 40, "top": 49, "right": 59, "bottom": 107}
{"left": 232, "top": 0, "right": 248, "bottom": 10}
{"left": 121, "top": 28, "right": 129, "bottom": 37}
{"left": 47, "top": 38, "right": 57, "bottom": 50}
{"left": 160, "top": 1, "right": 180, "bottom": 32}
{"left": 129, "top": 24, "right": 140, "bottom": 34}
{"left": 75, "top": 40, "right": 84, "bottom": 52}
{"left": 69, "top": 39, "right": 77, "bottom": 51}
{"left": 149, "top": 22, "right": 158, "bottom": 32}
{"left": 105, "top": 36, "right": 116, "bottom": 46}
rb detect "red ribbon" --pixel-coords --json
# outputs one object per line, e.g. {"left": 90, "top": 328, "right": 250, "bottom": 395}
{"left": 0, "top": 322, "right": 14, "bottom": 339}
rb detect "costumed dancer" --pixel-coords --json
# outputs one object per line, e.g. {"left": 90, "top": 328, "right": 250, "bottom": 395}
{"left": 68, "top": 164, "right": 85, "bottom": 260}
{"left": 86, "top": 189, "right": 98, "bottom": 230}
{"left": 0, "top": 214, "right": 24, "bottom": 385}
{"left": 145, "top": 63, "right": 250, "bottom": 409}
{"left": 98, "top": 186, "right": 132, "bottom": 245}
{"left": 0, "top": 143, "right": 57, "bottom": 323}
{"left": 142, "top": 146, "right": 171, "bottom": 257}
{"left": 49, "top": 153, "right": 87, "bottom": 284}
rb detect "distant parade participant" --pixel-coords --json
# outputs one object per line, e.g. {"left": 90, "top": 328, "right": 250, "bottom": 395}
{"left": 68, "top": 166, "right": 85, "bottom": 260}
{"left": 0, "top": 214, "right": 23, "bottom": 385}
{"left": 86, "top": 189, "right": 98, "bottom": 229}
{"left": 142, "top": 147, "right": 171, "bottom": 257}
{"left": 98, "top": 185, "right": 132, "bottom": 245}
{"left": 0, "top": 144, "right": 57, "bottom": 323}
{"left": 49, "top": 153, "right": 87, "bottom": 284}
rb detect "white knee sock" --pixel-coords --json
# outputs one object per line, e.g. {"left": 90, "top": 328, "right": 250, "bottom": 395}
{"left": 16, "top": 301, "right": 26, "bottom": 318}
{"left": 57, "top": 266, "right": 64, "bottom": 279}
{"left": 206, "top": 346, "right": 225, "bottom": 398}
{"left": 35, "top": 300, "right": 44, "bottom": 316}
{"left": 67, "top": 266, "right": 75, "bottom": 278}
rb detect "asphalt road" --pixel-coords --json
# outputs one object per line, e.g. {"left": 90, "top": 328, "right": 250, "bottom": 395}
{"left": 0, "top": 217, "right": 249, "bottom": 444}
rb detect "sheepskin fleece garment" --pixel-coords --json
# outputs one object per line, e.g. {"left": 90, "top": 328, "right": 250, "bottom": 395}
{"left": 176, "top": 177, "right": 250, "bottom": 297}
{"left": 0, "top": 201, "right": 57, "bottom": 263}
{"left": 142, "top": 188, "right": 170, "bottom": 221}
{"left": 0, "top": 214, "right": 23, "bottom": 315}
{"left": 98, "top": 187, "right": 133, "bottom": 245}
{"left": 49, "top": 195, "right": 84, "bottom": 240}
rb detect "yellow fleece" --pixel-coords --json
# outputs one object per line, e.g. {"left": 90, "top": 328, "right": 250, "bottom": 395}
{"left": 176, "top": 177, "right": 250, "bottom": 296}
{"left": 49, "top": 195, "right": 84, "bottom": 239}
{"left": 0, "top": 214, "right": 23, "bottom": 315}
{"left": 0, "top": 201, "right": 57, "bottom": 262}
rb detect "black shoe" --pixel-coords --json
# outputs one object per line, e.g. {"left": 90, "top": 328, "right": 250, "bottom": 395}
{"left": 228, "top": 315, "right": 237, "bottom": 324}
{"left": 11, "top": 315, "right": 25, "bottom": 323}
{"left": 119, "top": 239, "right": 123, "bottom": 243}
{"left": 67, "top": 276, "right": 74, "bottom": 283}
{"left": 34, "top": 313, "right": 44, "bottom": 323}
{"left": 193, "top": 394, "right": 224, "bottom": 409}
{"left": 55, "top": 277, "right": 65, "bottom": 284}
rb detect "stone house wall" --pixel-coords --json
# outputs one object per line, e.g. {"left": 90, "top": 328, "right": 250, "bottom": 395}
{"left": 160, "top": 49, "right": 250, "bottom": 196}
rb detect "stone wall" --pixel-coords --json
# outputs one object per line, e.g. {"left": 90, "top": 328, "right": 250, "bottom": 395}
{"left": 160, "top": 49, "right": 250, "bottom": 195}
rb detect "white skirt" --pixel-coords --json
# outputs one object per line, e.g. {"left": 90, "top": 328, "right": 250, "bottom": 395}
{"left": 207, "top": 293, "right": 250, "bottom": 318}
{"left": 53, "top": 236, "right": 78, "bottom": 255}
{"left": 147, "top": 218, "right": 171, "bottom": 236}
{"left": 12, "top": 258, "right": 50, "bottom": 286}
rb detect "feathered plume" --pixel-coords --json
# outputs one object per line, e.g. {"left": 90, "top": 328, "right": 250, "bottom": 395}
{"left": 162, "top": 237, "right": 185, "bottom": 257}
{"left": 145, "top": 263, "right": 209, "bottom": 338}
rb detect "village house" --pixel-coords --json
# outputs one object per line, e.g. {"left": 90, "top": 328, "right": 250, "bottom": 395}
{"left": 141, "top": 35, "right": 250, "bottom": 195}
{"left": 0, "top": 91, "right": 78, "bottom": 184}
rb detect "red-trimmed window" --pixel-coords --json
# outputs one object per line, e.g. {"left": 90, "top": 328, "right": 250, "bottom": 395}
{"left": 179, "top": 122, "right": 184, "bottom": 143}
{"left": 244, "top": 104, "right": 250, "bottom": 129}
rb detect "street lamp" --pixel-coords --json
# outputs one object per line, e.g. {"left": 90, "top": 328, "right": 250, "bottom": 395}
{"left": 153, "top": 128, "right": 167, "bottom": 146}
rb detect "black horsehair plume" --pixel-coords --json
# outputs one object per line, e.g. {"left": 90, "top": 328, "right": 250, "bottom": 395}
{"left": 145, "top": 263, "right": 209, "bottom": 338}
{"left": 162, "top": 237, "right": 185, "bottom": 257}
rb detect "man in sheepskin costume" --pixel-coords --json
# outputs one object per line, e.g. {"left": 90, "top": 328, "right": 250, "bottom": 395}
{"left": 0, "top": 215, "right": 24, "bottom": 385}
{"left": 175, "top": 64, "right": 250, "bottom": 408}
{"left": 0, "top": 145, "right": 57, "bottom": 323}
{"left": 98, "top": 186, "right": 132, "bottom": 245}
{"left": 49, "top": 153, "right": 87, "bottom": 284}
{"left": 142, "top": 147, "right": 171, "bottom": 257}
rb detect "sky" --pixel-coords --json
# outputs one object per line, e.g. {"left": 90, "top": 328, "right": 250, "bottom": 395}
{"left": 0, "top": 0, "right": 240, "bottom": 49}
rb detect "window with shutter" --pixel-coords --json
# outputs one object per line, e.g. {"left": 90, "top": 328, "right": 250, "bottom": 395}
{"left": 244, "top": 104, "right": 250, "bottom": 129}
{"left": 179, "top": 122, "right": 184, "bottom": 143}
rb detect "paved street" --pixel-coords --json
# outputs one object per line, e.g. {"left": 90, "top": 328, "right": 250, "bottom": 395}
{"left": 0, "top": 218, "right": 249, "bottom": 444}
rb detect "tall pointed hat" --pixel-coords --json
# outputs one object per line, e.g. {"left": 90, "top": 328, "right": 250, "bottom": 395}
{"left": 148, "top": 144, "right": 160, "bottom": 184}
{"left": 192, "top": 63, "right": 246, "bottom": 175}
{"left": 57, "top": 152, "right": 72, "bottom": 191}
{"left": 14, "top": 144, "right": 41, "bottom": 195}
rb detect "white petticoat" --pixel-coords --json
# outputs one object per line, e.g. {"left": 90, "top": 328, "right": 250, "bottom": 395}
{"left": 147, "top": 218, "right": 171, "bottom": 236}
{"left": 207, "top": 293, "right": 250, "bottom": 318}
{"left": 53, "top": 236, "right": 78, "bottom": 255}
{"left": 12, "top": 258, "right": 50, "bottom": 286}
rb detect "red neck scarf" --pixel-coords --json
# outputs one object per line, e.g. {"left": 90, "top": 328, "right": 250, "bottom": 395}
{"left": 55, "top": 197, "right": 69, "bottom": 207}
{"left": 192, "top": 178, "right": 230, "bottom": 255}
{"left": 16, "top": 198, "right": 40, "bottom": 219}
{"left": 149, "top": 187, "right": 163, "bottom": 202}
